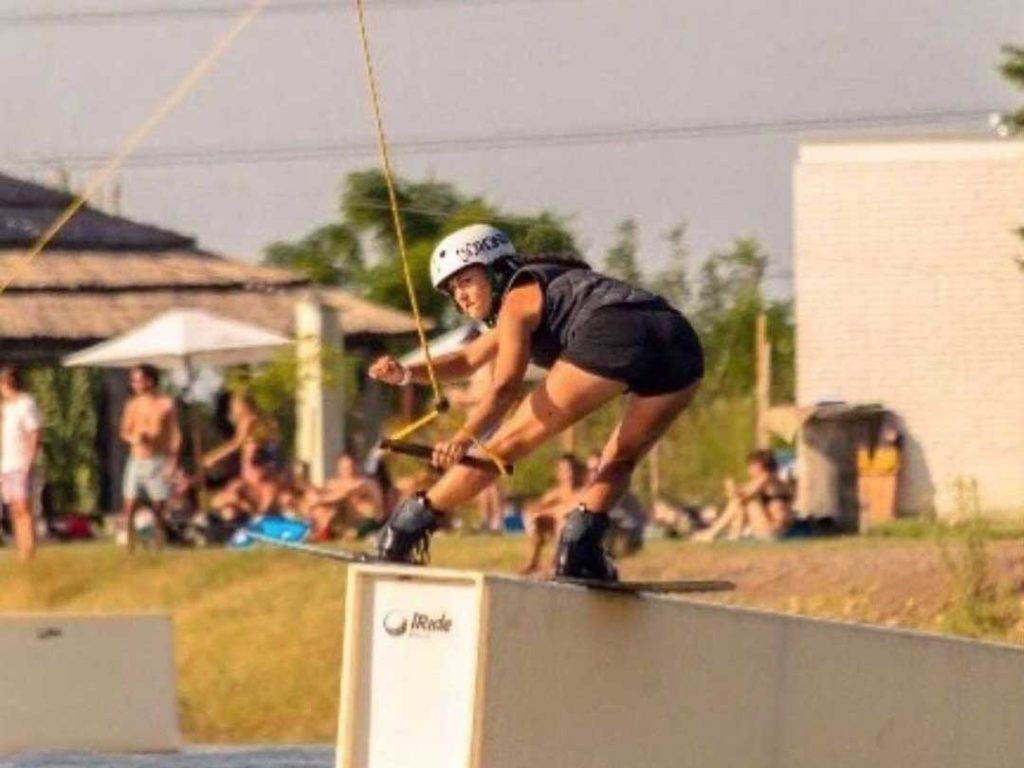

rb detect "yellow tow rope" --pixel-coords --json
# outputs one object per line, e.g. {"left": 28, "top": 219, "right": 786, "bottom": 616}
{"left": 351, "top": 0, "right": 507, "bottom": 477}
{"left": 0, "top": 0, "right": 272, "bottom": 299}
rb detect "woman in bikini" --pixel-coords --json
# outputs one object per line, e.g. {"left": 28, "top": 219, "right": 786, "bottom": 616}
{"left": 369, "top": 223, "right": 704, "bottom": 581}
{"left": 693, "top": 449, "right": 793, "bottom": 542}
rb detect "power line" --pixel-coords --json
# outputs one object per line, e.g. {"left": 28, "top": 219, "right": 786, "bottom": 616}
{"left": 0, "top": 0, "right": 573, "bottom": 27}
{"left": 3, "top": 109, "right": 993, "bottom": 170}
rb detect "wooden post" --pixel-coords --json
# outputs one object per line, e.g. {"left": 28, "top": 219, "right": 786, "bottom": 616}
{"left": 755, "top": 311, "right": 772, "bottom": 449}
{"left": 296, "top": 295, "right": 344, "bottom": 486}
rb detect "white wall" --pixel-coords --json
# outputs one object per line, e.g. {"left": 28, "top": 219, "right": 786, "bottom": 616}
{"left": 0, "top": 614, "right": 180, "bottom": 754}
{"left": 794, "top": 140, "right": 1024, "bottom": 517}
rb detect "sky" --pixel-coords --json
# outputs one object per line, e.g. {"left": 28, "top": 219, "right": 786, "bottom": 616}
{"left": 1, "top": 0, "right": 1021, "bottom": 296}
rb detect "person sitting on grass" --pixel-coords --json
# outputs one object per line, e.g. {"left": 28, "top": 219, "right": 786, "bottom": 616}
{"left": 368, "top": 223, "right": 704, "bottom": 581}
{"left": 305, "top": 452, "right": 385, "bottom": 541}
{"left": 520, "top": 453, "right": 586, "bottom": 575}
{"left": 206, "top": 446, "right": 284, "bottom": 535}
{"left": 693, "top": 449, "right": 793, "bottom": 543}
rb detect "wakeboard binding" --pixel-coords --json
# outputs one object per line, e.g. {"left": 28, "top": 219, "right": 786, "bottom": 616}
{"left": 554, "top": 506, "right": 619, "bottom": 582}
{"left": 376, "top": 492, "right": 439, "bottom": 565}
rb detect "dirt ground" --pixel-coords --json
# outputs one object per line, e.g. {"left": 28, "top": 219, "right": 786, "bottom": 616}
{"left": 613, "top": 537, "right": 1024, "bottom": 643}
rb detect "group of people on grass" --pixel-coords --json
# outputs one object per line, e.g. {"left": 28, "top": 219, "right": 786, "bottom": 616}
{"left": 118, "top": 358, "right": 795, "bottom": 561}
{"left": 517, "top": 448, "right": 795, "bottom": 574}
{"left": 3, "top": 355, "right": 796, "bottom": 565}
{"left": 119, "top": 361, "right": 790, "bottom": 561}
{"left": 119, "top": 365, "right": 396, "bottom": 549}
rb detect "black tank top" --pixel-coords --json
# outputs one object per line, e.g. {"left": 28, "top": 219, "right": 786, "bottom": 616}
{"left": 505, "top": 261, "right": 669, "bottom": 369}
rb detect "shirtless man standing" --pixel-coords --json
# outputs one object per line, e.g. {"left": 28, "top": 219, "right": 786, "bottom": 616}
{"left": 119, "top": 364, "right": 181, "bottom": 553}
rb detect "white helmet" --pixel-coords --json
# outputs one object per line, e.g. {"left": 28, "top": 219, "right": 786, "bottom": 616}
{"left": 429, "top": 224, "right": 517, "bottom": 291}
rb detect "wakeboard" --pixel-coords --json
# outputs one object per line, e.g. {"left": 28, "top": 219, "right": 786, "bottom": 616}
{"left": 553, "top": 577, "right": 736, "bottom": 595}
{"left": 247, "top": 533, "right": 736, "bottom": 593}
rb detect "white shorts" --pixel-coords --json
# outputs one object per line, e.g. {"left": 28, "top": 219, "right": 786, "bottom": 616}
{"left": 123, "top": 456, "right": 171, "bottom": 503}
{"left": 1, "top": 469, "right": 36, "bottom": 506}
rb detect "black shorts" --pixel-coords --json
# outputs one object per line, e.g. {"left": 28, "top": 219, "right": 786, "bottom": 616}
{"left": 563, "top": 304, "right": 705, "bottom": 396}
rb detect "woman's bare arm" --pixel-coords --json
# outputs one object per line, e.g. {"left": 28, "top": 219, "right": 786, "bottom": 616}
{"left": 456, "top": 284, "right": 539, "bottom": 442}
{"left": 369, "top": 330, "right": 499, "bottom": 386}
{"left": 535, "top": 486, "right": 571, "bottom": 515}
{"left": 412, "top": 330, "right": 499, "bottom": 383}
{"left": 202, "top": 419, "right": 250, "bottom": 468}
{"left": 734, "top": 476, "right": 772, "bottom": 504}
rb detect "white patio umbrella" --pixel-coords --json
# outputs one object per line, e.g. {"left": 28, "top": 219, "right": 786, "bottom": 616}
{"left": 64, "top": 308, "right": 292, "bottom": 508}
{"left": 64, "top": 308, "right": 291, "bottom": 370}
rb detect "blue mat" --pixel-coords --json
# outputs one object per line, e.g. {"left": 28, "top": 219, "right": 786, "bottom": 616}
{"left": 230, "top": 516, "right": 311, "bottom": 549}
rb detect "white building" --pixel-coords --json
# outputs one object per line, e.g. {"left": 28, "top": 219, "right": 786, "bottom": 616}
{"left": 794, "top": 139, "right": 1024, "bottom": 518}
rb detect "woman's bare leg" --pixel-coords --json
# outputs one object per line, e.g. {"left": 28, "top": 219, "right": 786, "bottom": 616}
{"left": 744, "top": 500, "right": 776, "bottom": 539}
{"left": 580, "top": 381, "right": 699, "bottom": 513}
{"left": 693, "top": 497, "right": 742, "bottom": 542}
{"left": 11, "top": 500, "right": 36, "bottom": 562}
{"left": 727, "top": 501, "right": 750, "bottom": 539}
{"left": 427, "top": 362, "right": 624, "bottom": 511}
{"left": 520, "top": 515, "right": 554, "bottom": 574}
{"left": 479, "top": 485, "right": 503, "bottom": 532}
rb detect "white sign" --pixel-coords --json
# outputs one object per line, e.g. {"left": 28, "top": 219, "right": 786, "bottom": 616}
{"left": 364, "top": 579, "right": 481, "bottom": 768}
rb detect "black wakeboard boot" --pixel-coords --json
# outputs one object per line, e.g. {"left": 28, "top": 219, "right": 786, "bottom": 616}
{"left": 376, "top": 492, "right": 440, "bottom": 564}
{"left": 554, "top": 505, "right": 619, "bottom": 582}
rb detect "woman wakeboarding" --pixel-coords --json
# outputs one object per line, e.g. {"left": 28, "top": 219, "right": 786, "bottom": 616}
{"left": 368, "top": 223, "right": 704, "bottom": 581}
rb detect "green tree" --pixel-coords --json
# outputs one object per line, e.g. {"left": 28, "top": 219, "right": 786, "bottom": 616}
{"left": 998, "top": 44, "right": 1024, "bottom": 135}
{"left": 503, "top": 211, "right": 580, "bottom": 258}
{"left": 342, "top": 170, "right": 462, "bottom": 249}
{"left": 691, "top": 237, "right": 797, "bottom": 400}
{"left": 264, "top": 223, "right": 363, "bottom": 286}
{"left": 26, "top": 367, "right": 99, "bottom": 515}
{"left": 361, "top": 239, "right": 449, "bottom": 325}
{"left": 266, "top": 169, "right": 580, "bottom": 326}
{"left": 998, "top": 44, "right": 1024, "bottom": 257}
{"left": 604, "top": 219, "right": 641, "bottom": 284}
{"left": 652, "top": 221, "right": 691, "bottom": 310}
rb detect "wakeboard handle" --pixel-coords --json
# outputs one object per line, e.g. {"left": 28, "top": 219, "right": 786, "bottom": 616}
{"left": 379, "top": 438, "right": 514, "bottom": 475}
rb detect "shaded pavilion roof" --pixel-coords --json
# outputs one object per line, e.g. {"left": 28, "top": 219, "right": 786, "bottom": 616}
{"left": 0, "top": 172, "right": 424, "bottom": 362}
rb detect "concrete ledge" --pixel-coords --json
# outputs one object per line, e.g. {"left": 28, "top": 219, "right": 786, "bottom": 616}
{"left": 0, "top": 614, "right": 180, "bottom": 755}
{"left": 337, "top": 565, "right": 1024, "bottom": 768}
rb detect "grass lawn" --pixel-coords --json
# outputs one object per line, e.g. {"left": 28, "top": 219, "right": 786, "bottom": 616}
{"left": 0, "top": 532, "right": 1022, "bottom": 743}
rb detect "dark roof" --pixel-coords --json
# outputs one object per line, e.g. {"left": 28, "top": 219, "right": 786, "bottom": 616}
{"left": 0, "top": 249, "right": 303, "bottom": 292}
{"left": 0, "top": 171, "right": 196, "bottom": 251}
{"left": 0, "top": 171, "right": 428, "bottom": 355}
{"left": 0, "top": 286, "right": 430, "bottom": 342}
